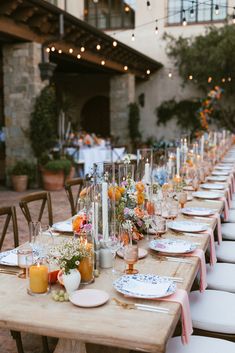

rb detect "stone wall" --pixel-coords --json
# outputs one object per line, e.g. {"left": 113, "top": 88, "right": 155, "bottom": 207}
{"left": 2, "top": 42, "right": 48, "bottom": 168}
{"left": 110, "top": 73, "right": 135, "bottom": 146}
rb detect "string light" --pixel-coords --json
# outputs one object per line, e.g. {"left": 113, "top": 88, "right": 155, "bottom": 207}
{"left": 46, "top": 47, "right": 50, "bottom": 53}
{"left": 233, "top": 7, "right": 235, "bottom": 23}
{"left": 215, "top": 4, "right": 219, "bottom": 15}
{"left": 221, "top": 77, "right": 226, "bottom": 83}
{"left": 96, "top": 44, "right": 101, "bottom": 50}
{"left": 51, "top": 46, "right": 55, "bottom": 52}
{"left": 77, "top": 54, "right": 81, "bottom": 59}
{"left": 125, "top": 6, "right": 130, "bottom": 12}
{"left": 155, "top": 20, "right": 159, "bottom": 35}
{"left": 124, "top": 65, "right": 128, "bottom": 71}
{"left": 69, "top": 48, "right": 73, "bottom": 53}
{"left": 189, "top": 75, "right": 193, "bottom": 80}
{"left": 168, "top": 71, "right": 172, "bottom": 78}
{"left": 58, "top": 49, "right": 62, "bottom": 54}
{"left": 146, "top": 69, "right": 151, "bottom": 75}
{"left": 228, "top": 77, "right": 232, "bottom": 82}
{"left": 190, "top": 1, "right": 195, "bottom": 18}
{"left": 131, "top": 33, "right": 135, "bottom": 41}
{"left": 146, "top": 1, "right": 151, "bottom": 10}
{"left": 208, "top": 76, "right": 212, "bottom": 83}
{"left": 81, "top": 46, "right": 85, "bottom": 52}
{"left": 113, "top": 40, "right": 117, "bottom": 47}
{"left": 101, "top": 60, "right": 105, "bottom": 65}
{"left": 182, "top": 10, "right": 187, "bottom": 26}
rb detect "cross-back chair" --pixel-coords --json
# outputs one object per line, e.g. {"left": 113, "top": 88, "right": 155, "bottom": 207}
{"left": 19, "top": 191, "right": 53, "bottom": 226}
{"left": 0, "top": 206, "right": 19, "bottom": 251}
{"left": 65, "top": 178, "right": 84, "bottom": 216}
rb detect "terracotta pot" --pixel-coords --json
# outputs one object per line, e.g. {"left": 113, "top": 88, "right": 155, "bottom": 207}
{"left": 11, "top": 175, "right": 28, "bottom": 192}
{"left": 41, "top": 169, "right": 64, "bottom": 191}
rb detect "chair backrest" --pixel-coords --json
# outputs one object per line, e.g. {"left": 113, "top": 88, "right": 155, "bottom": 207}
{"left": 19, "top": 191, "right": 53, "bottom": 226}
{"left": 0, "top": 206, "right": 19, "bottom": 251}
{"left": 65, "top": 178, "right": 84, "bottom": 216}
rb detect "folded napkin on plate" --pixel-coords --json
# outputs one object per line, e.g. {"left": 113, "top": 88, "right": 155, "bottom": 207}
{"left": 52, "top": 219, "right": 72, "bottom": 232}
{"left": 123, "top": 279, "right": 171, "bottom": 297}
{"left": 184, "top": 249, "right": 207, "bottom": 292}
{"left": 0, "top": 252, "right": 18, "bottom": 266}
{"left": 154, "top": 289, "right": 193, "bottom": 345}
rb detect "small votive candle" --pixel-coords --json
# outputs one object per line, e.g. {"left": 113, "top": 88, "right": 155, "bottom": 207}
{"left": 28, "top": 261, "right": 49, "bottom": 295}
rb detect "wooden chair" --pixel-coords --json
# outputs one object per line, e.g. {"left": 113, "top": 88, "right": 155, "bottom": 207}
{"left": 0, "top": 206, "right": 19, "bottom": 251}
{"left": 19, "top": 191, "right": 53, "bottom": 226}
{"left": 65, "top": 178, "right": 84, "bottom": 216}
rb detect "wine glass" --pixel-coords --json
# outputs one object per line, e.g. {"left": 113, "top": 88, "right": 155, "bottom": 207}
{"left": 178, "top": 191, "right": 188, "bottom": 209}
{"left": 168, "top": 202, "right": 179, "bottom": 220}
{"left": 123, "top": 243, "right": 139, "bottom": 274}
{"left": 17, "top": 247, "right": 33, "bottom": 279}
{"left": 153, "top": 216, "right": 167, "bottom": 238}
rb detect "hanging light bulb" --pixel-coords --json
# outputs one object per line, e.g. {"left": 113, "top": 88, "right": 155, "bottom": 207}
{"left": 146, "top": 1, "right": 151, "bottom": 10}
{"left": 228, "top": 77, "right": 232, "bottom": 82}
{"left": 46, "top": 47, "right": 50, "bottom": 53}
{"left": 101, "top": 60, "right": 105, "bottom": 65}
{"left": 168, "top": 71, "right": 172, "bottom": 78}
{"left": 208, "top": 76, "right": 212, "bottom": 83}
{"left": 146, "top": 69, "right": 151, "bottom": 75}
{"left": 58, "top": 49, "right": 62, "bottom": 54}
{"left": 51, "top": 46, "right": 55, "bottom": 52}
{"left": 69, "top": 48, "right": 73, "bottom": 54}
{"left": 233, "top": 8, "right": 235, "bottom": 23}
{"left": 215, "top": 4, "right": 219, "bottom": 15}
{"left": 81, "top": 46, "right": 85, "bottom": 52}
{"left": 96, "top": 44, "right": 101, "bottom": 50}
{"left": 77, "top": 54, "right": 81, "bottom": 59}
{"left": 124, "top": 65, "right": 128, "bottom": 71}
{"left": 182, "top": 10, "right": 187, "bottom": 26}
{"left": 131, "top": 33, "right": 135, "bottom": 41}
{"left": 113, "top": 40, "right": 117, "bottom": 47}
{"left": 190, "top": 1, "right": 195, "bottom": 18}
{"left": 155, "top": 20, "right": 158, "bottom": 34}
{"left": 125, "top": 5, "right": 130, "bottom": 12}
{"left": 189, "top": 74, "right": 193, "bottom": 80}
{"left": 221, "top": 78, "right": 226, "bottom": 83}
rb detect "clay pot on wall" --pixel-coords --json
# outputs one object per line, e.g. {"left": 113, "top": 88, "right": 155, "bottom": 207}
{"left": 11, "top": 175, "right": 28, "bottom": 192}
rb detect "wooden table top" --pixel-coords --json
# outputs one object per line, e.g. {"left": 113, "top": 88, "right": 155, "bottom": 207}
{"left": 0, "top": 198, "right": 224, "bottom": 353}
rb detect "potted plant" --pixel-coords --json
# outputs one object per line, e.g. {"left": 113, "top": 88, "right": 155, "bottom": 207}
{"left": 41, "top": 158, "right": 72, "bottom": 191}
{"left": 9, "top": 160, "right": 34, "bottom": 192}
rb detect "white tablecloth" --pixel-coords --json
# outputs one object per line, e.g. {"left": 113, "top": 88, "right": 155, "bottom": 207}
{"left": 65, "top": 146, "right": 126, "bottom": 175}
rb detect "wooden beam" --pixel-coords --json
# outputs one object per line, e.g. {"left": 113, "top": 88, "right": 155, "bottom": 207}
{"left": 0, "top": 0, "right": 23, "bottom": 16}
{"left": 12, "top": 6, "right": 38, "bottom": 22}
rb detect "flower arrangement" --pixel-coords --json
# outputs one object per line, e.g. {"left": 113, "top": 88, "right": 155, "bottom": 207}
{"left": 72, "top": 213, "right": 92, "bottom": 234}
{"left": 152, "top": 167, "right": 168, "bottom": 186}
{"left": 50, "top": 238, "right": 90, "bottom": 275}
{"left": 108, "top": 179, "right": 148, "bottom": 241}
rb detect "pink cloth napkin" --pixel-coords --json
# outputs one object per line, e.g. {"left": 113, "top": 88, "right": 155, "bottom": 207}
{"left": 226, "top": 189, "right": 232, "bottom": 208}
{"left": 210, "top": 213, "right": 222, "bottom": 244}
{"left": 201, "top": 228, "right": 217, "bottom": 265}
{"left": 184, "top": 249, "right": 207, "bottom": 292}
{"left": 157, "top": 289, "right": 193, "bottom": 344}
{"left": 219, "top": 196, "right": 229, "bottom": 221}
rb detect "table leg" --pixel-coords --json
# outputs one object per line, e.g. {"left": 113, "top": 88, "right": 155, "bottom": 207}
{"left": 53, "top": 339, "right": 87, "bottom": 353}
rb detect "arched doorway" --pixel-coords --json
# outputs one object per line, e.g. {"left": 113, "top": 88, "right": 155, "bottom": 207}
{"left": 81, "top": 96, "right": 110, "bottom": 137}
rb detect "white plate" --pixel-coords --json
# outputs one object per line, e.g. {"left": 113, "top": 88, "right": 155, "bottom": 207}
{"left": 207, "top": 176, "right": 227, "bottom": 182}
{"left": 167, "top": 220, "right": 208, "bottom": 233}
{"left": 117, "top": 248, "right": 148, "bottom": 259}
{"left": 212, "top": 171, "right": 230, "bottom": 176}
{"left": 149, "top": 238, "right": 196, "bottom": 254}
{"left": 201, "top": 183, "right": 225, "bottom": 190}
{"left": 192, "top": 191, "right": 222, "bottom": 199}
{"left": 69, "top": 289, "right": 109, "bottom": 307}
{"left": 181, "top": 207, "right": 215, "bottom": 217}
{"left": 0, "top": 249, "right": 18, "bottom": 266}
{"left": 113, "top": 274, "right": 176, "bottom": 299}
{"left": 52, "top": 220, "right": 73, "bottom": 233}
{"left": 215, "top": 166, "right": 232, "bottom": 171}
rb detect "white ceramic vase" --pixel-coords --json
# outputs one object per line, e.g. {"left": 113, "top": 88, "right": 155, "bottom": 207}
{"left": 62, "top": 268, "right": 81, "bottom": 295}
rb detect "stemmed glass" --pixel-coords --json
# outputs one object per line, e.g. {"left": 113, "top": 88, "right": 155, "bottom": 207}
{"left": 103, "top": 225, "right": 123, "bottom": 275}
{"left": 178, "top": 191, "right": 188, "bottom": 209}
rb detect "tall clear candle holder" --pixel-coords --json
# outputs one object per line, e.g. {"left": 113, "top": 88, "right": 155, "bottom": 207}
{"left": 136, "top": 148, "right": 153, "bottom": 184}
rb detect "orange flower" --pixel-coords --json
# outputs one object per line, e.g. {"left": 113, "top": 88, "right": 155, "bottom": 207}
{"left": 108, "top": 186, "right": 121, "bottom": 201}
{"left": 72, "top": 214, "right": 86, "bottom": 233}
{"left": 146, "top": 201, "right": 155, "bottom": 215}
{"left": 136, "top": 181, "right": 145, "bottom": 192}
{"left": 134, "top": 207, "right": 144, "bottom": 218}
{"left": 118, "top": 186, "right": 125, "bottom": 195}
{"left": 137, "top": 192, "right": 144, "bottom": 205}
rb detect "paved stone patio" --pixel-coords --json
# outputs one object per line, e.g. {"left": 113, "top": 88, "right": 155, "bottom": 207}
{"left": 0, "top": 188, "right": 71, "bottom": 353}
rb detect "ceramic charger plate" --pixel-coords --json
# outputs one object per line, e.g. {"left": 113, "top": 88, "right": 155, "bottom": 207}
{"left": 181, "top": 207, "right": 215, "bottom": 217}
{"left": 207, "top": 176, "right": 227, "bottom": 182}
{"left": 0, "top": 248, "right": 18, "bottom": 266}
{"left": 212, "top": 171, "right": 230, "bottom": 176}
{"left": 149, "top": 238, "right": 196, "bottom": 255}
{"left": 167, "top": 220, "right": 208, "bottom": 233}
{"left": 201, "top": 183, "right": 225, "bottom": 190}
{"left": 69, "top": 289, "right": 110, "bottom": 307}
{"left": 113, "top": 274, "right": 176, "bottom": 299}
{"left": 215, "top": 166, "right": 233, "bottom": 171}
{"left": 192, "top": 191, "right": 223, "bottom": 199}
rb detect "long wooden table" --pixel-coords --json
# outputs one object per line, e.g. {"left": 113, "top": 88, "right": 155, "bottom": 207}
{"left": 0, "top": 198, "right": 224, "bottom": 353}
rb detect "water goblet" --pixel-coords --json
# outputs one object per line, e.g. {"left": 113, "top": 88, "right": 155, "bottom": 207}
{"left": 123, "top": 243, "right": 139, "bottom": 274}
{"left": 168, "top": 202, "right": 179, "bottom": 220}
{"left": 17, "top": 247, "right": 33, "bottom": 279}
{"left": 178, "top": 191, "right": 188, "bottom": 209}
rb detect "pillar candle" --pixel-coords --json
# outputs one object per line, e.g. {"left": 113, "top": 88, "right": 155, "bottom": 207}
{"left": 176, "top": 147, "right": 180, "bottom": 175}
{"left": 92, "top": 201, "right": 99, "bottom": 242}
{"left": 144, "top": 158, "right": 150, "bottom": 184}
{"left": 29, "top": 263, "right": 48, "bottom": 294}
{"left": 102, "top": 182, "right": 109, "bottom": 241}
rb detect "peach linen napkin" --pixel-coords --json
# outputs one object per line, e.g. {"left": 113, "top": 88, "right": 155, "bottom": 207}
{"left": 184, "top": 249, "right": 207, "bottom": 292}
{"left": 154, "top": 289, "right": 193, "bottom": 345}
{"left": 210, "top": 212, "right": 222, "bottom": 244}
{"left": 200, "top": 228, "right": 217, "bottom": 265}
